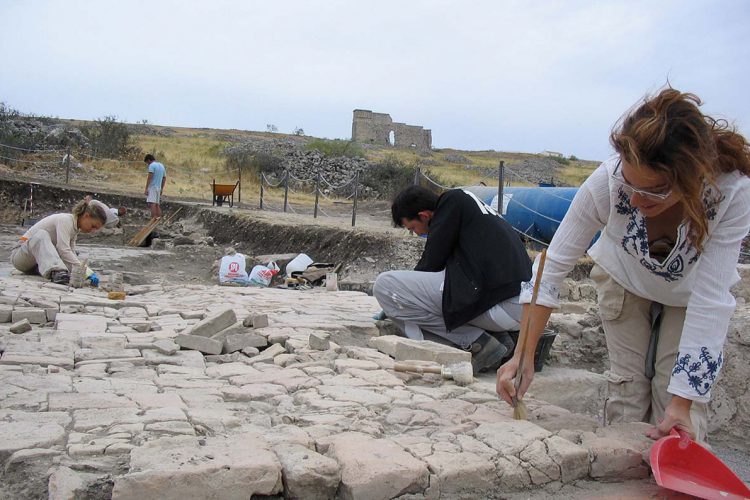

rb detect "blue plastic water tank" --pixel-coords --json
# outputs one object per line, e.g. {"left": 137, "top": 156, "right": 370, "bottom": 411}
{"left": 465, "top": 186, "right": 578, "bottom": 244}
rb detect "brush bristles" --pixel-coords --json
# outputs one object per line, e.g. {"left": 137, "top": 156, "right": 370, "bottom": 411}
{"left": 513, "top": 399, "right": 527, "bottom": 420}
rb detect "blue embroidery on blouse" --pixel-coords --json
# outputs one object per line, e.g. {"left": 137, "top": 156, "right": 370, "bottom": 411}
{"left": 672, "top": 347, "right": 722, "bottom": 396}
{"left": 614, "top": 183, "right": 723, "bottom": 282}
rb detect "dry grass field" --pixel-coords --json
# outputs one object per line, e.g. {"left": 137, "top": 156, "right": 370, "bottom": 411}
{"left": 3, "top": 119, "right": 600, "bottom": 204}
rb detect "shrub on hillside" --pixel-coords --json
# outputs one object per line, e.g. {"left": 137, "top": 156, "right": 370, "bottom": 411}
{"left": 83, "top": 115, "right": 131, "bottom": 157}
{"left": 362, "top": 155, "right": 449, "bottom": 199}
{"left": 225, "top": 150, "right": 283, "bottom": 178}
{"left": 306, "top": 139, "right": 364, "bottom": 159}
{"left": 551, "top": 155, "right": 570, "bottom": 166}
{"left": 0, "top": 102, "right": 47, "bottom": 153}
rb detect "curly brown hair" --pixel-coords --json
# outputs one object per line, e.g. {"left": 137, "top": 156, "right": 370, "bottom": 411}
{"left": 610, "top": 87, "right": 750, "bottom": 252}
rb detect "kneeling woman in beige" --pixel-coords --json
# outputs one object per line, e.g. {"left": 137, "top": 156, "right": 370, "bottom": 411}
{"left": 10, "top": 200, "right": 107, "bottom": 285}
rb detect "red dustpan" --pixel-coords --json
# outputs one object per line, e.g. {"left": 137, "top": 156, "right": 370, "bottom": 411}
{"left": 651, "top": 429, "right": 750, "bottom": 499}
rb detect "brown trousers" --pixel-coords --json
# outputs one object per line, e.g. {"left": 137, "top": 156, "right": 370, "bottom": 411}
{"left": 590, "top": 264, "right": 708, "bottom": 441}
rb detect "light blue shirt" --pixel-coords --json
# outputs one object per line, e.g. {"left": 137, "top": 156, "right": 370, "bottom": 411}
{"left": 148, "top": 161, "right": 166, "bottom": 190}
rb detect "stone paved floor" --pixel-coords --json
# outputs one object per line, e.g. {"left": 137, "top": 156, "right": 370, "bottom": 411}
{"left": 0, "top": 271, "right": 670, "bottom": 499}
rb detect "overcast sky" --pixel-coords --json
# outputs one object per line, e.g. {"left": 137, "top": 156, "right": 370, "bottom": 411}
{"left": 1, "top": 0, "right": 748, "bottom": 161}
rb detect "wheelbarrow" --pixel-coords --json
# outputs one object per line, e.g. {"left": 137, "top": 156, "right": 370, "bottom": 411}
{"left": 650, "top": 429, "right": 750, "bottom": 499}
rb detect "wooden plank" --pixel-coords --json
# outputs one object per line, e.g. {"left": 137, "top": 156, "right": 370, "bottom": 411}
{"left": 127, "top": 218, "right": 161, "bottom": 247}
{"left": 126, "top": 207, "right": 183, "bottom": 247}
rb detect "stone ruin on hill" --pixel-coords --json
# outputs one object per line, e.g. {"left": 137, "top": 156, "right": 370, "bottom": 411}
{"left": 352, "top": 110, "right": 432, "bottom": 151}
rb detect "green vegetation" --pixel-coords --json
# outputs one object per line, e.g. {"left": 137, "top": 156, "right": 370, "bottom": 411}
{"left": 83, "top": 115, "right": 133, "bottom": 157}
{"left": 306, "top": 139, "right": 364, "bottom": 158}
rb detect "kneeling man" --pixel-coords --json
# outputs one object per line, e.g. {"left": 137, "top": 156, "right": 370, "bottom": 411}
{"left": 374, "top": 186, "right": 532, "bottom": 373}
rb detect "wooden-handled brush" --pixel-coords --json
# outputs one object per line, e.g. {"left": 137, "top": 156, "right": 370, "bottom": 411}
{"left": 513, "top": 248, "right": 547, "bottom": 420}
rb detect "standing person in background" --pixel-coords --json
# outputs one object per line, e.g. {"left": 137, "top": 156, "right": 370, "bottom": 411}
{"left": 496, "top": 87, "right": 750, "bottom": 442}
{"left": 10, "top": 200, "right": 106, "bottom": 285}
{"left": 144, "top": 154, "right": 166, "bottom": 219}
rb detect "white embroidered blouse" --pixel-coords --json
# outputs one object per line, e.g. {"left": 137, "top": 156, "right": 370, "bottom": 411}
{"left": 520, "top": 156, "right": 750, "bottom": 402}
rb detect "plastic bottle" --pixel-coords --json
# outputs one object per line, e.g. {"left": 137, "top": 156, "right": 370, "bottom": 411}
{"left": 107, "top": 272, "right": 124, "bottom": 293}
{"left": 69, "top": 260, "right": 87, "bottom": 288}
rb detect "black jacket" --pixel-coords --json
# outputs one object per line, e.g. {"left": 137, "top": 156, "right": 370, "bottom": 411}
{"left": 415, "top": 189, "right": 532, "bottom": 330}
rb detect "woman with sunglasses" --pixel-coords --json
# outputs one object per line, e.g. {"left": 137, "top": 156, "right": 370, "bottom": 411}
{"left": 496, "top": 87, "right": 750, "bottom": 442}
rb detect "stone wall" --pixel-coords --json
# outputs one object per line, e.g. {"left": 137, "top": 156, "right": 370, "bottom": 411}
{"left": 352, "top": 110, "right": 432, "bottom": 150}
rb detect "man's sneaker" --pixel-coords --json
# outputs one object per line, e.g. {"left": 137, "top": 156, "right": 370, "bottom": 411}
{"left": 49, "top": 269, "right": 70, "bottom": 285}
{"left": 467, "top": 332, "right": 508, "bottom": 374}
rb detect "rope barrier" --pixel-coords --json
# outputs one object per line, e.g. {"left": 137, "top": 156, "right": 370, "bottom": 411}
{"left": 320, "top": 172, "right": 357, "bottom": 190}
{"left": 0, "top": 154, "right": 62, "bottom": 165}
{"left": 0, "top": 142, "right": 64, "bottom": 153}
{"left": 504, "top": 166, "right": 575, "bottom": 202}
{"left": 287, "top": 171, "right": 314, "bottom": 183}
{"left": 261, "top": 173, "right": 285, "bottom": 188}
{"left": 505, "top": 197, "right": 563, "bottom": 224}
{"left": 77, "top": 151, "right": 142, "bottom": 163}
{"left": 510, "top": 225, "right": 550, "bottom": 247}
{"left": 418, "top": 170, "right": 452, "bottom": 191}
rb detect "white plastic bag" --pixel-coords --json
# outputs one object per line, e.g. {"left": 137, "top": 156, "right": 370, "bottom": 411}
{"left": 219, "top": 253, "right": 249, "bottom": 286}
{"left": 249, "top": 261, "right": 280, "bottom": 287}
{"left": 285, "top": 253, "right": 313, "bottom": 278}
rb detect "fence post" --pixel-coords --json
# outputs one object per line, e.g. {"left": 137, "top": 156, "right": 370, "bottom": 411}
{"left": 314, "top": 172, "right": 320, "bottom": 218}
{"left": 259, "top": 173, "right": 264, "bottom": 209}
{"left": 64, "top": 146, "right": 71, "bottom": 184}
{"left": 413, "top": 167, "right": 421, "bottom": 186}
{"left": 283, "top": 170, "right": 289, "bottom": 213}
{"left": 351, "top": 170, "right": 360, "bottom": 227}
{"left": 497, "top": 160, "right": 504, "bottom": 213}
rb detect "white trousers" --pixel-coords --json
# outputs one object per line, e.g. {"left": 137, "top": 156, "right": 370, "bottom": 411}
{"left": 373, "top": 269, "right": 522, "bottom": 349}
{"left": 10, "top": 231, "right": 68, "bottom": 277}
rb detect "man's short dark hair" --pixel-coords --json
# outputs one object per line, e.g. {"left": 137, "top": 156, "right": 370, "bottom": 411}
{"left": 391, "top": 185, "right": 439, "bottom": 227}
{"left": 144, "top": 154, "right": 155, "bottom": 163}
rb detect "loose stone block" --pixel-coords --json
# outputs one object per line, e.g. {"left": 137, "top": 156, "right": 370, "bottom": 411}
{"left": 309, "top": 332, "right": 331, "bottom": 351}
{"left": 204, "top": 353, "right": 242, "bottom": 363}
{"left": 209, "top": 321, "right": 247, "bottom": 341}
{"left": 334, "top": 359, "right": 380, "bottom": 373}
{"left": 174, "top": 334, "right": 223, "bottom": 355}
{"left": 111, "top": 434, "right": 282, "bottom": 500}
{"left": 394, "top": 338, "right": 471, "bottom": 365}
{"left": 184, "top": 308, "right": 237, "bottom": 337}
{"left": 222, "top": 333, "right": 268, "bottom": 353}
{"left": 274, "top": 353, "right": 298, "bottom": 367}
{"left": 10, "top": 318, "right": 32, "bottom": 334}
{"left": 246, "top": 343, "right": 286, "bottom": 364}
{"left": 251, "top": 314, "right": 269, "bottom": 328}
{"left": 0, "top": 306, "right": 12, "bottom": 323}
{"left": 368, "top": 335, "right": 408, "bottom": 357}
{"left": 274, "top": 443, "right": 341, "bottom": 500}
{"left": 45, "top": 308, "right": 58, "bottom": 322}
{"left": 326, "top": 432, "right": 429, "bottom": 500}
{"left": 241, "top": 346, "right": 260, "bottom": 357}
{"left": 12, "top": 308, "right": 47, "bottom": 324}
{"left": 143, "top": 350, "right": 206, "bottom": 369}
{"left": 152, "top": 339, "right": 180, "bottom": 355}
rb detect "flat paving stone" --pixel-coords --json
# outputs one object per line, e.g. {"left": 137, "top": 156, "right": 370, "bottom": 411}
{"left": 112, "top": 433, "right": 282, "bottom": 500}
